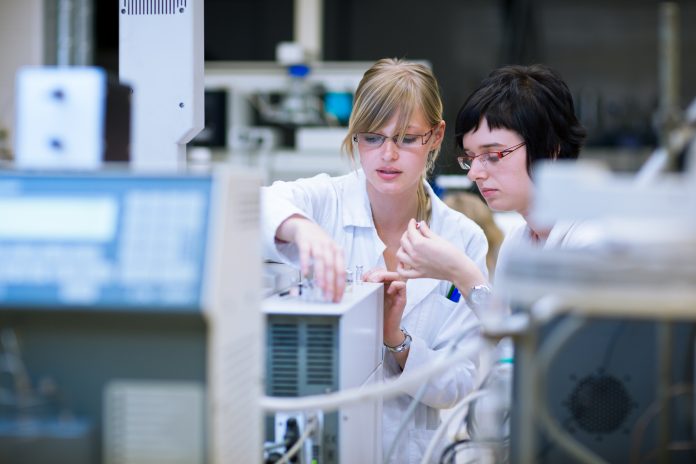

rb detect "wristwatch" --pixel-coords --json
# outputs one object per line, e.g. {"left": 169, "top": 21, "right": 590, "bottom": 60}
{"left": 384, "top": 328, "right": 412, "bottom": 353}
{"left": 465, "top": 284, "right": 492, "bottom": 311}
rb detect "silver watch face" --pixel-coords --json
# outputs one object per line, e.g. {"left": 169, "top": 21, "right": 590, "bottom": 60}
{"left": 468, "top": 285, "right": 492, "bottom": 307}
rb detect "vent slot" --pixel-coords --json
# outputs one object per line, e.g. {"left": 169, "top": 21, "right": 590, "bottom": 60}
{"left": 122, "top": 0, "right": 187, "bottom": 15}
{"left": 267, "top": 318, "right": 337, "bottom": 397}
{"left": 269, "top": 323, "right": 299, "bottom": 396}
{"left": 306, "top": 324, "right": 334, "bottom": 386}
{"left": 233, "top": 179, "right": 260, "bottom": 229}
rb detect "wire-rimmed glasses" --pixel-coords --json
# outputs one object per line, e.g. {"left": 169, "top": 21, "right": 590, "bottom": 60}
{"left": 353, "top": 129, "right": 434, "bottom": 151}
{"left": 457, "top": 141, "right": 526, "bottom": 170}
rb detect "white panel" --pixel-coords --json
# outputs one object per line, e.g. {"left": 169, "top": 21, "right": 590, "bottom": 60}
{"left": 104, "top": 381, "right": 205, "bottom": 464}
{"left": 339, "top": 283, "right": 384, "bottom": 464}
{"left": 119, "top": 0, "right": 204, "bottom": 169}
{"left": 15, "top": 67, "right": 105, "bottom": 169}
{"left": 204, "top": 168, "right": 263, "bottom": 464}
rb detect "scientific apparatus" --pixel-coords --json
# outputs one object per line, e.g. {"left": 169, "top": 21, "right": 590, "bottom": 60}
{"left": 119, "top": 0, "right": 204, "bottom": 169}
{"left": 14, "top": 66, "right": 130, "bottom": 169}
{"left": 263, "top": 281, "right": 384, "bottom": 463}
{"left": 498, "top": 151, "right": 696, "bottom": 463}
{"left": 0, "top": 167, "right": 263, "bottom": 464}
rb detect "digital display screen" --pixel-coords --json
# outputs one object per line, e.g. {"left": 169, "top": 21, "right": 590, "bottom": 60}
{"left": 0, "top": 197, "right": 117, "bottom": 241}
{"left": 0, "top": 172, "right": 214, "bottom": 311}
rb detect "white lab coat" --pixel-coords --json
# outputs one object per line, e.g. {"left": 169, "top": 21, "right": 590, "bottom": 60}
{"left": 261, "top": 169, "right": 489, "bottom": 464}
{"left": 496, "top": 220, "right": 601, "bottom": 277}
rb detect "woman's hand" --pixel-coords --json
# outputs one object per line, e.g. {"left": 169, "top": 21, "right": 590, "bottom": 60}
{"left": 396, "top": 219, "right": 486, "bottom": 292}
{"left": 363, "top": 268, "right": 407, "bottom": 347}
{"left": 276, "top": 215, "right": 345, "bottom": 302}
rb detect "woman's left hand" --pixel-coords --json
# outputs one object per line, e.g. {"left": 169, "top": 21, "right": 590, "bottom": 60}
{"left": 363, "top": 268, "right": 407, "bottom": 347}
{"left": 397, "top": 219, "right": 485, "bottom": 292}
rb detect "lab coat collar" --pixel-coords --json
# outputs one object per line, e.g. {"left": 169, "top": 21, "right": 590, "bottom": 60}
{"left": 340, "top": 170, "right": 445, "bottom": 230}
{"left": 341, "top": 170, "right": 375, "bottom": 228}
{"left": 543, "top": 221, "right": 578, "bottom": 249}
{"left": 341, "top": 171, "right": 442, "bottom": 316}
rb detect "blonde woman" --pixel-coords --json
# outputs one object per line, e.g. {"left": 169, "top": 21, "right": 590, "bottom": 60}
{"left": 261, "top": 58, "right": 488, "bottom": 463}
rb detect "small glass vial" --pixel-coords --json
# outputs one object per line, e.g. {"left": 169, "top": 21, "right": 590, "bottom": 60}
{"left": 354, "top": 265, "right": 364, "bottom": 285}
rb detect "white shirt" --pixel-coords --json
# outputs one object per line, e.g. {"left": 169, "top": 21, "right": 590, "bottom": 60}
{"left": 261, "top": 169, "right": 489, "bottom": 463}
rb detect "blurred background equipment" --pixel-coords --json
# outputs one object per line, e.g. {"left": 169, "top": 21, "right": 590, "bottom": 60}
{"left": 497, "top": 93, "right": 696, "bottom": 463}
{"left": 14, "top": 66, "right": 130, "bottom": 170}
{"left": 0, "top": 168, "right": 263, "bottom": 464}
{"left": 6, "top": 1, "right": 694, "bottom": 180}
{"left": 119, "top": 0, "right": 204, "bottom": 170}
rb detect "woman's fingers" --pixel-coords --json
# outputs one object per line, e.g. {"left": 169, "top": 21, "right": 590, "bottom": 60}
{"left": 386, "top": 279, "right": 407, "bottom": 295}
{"left": 295, "top": 222, "right": 346, "bottom": 302}
{"left": 362, "top": 268, "right": 400, "bottom": 283}
{"left": 311, "top": 241, "right": 347, "bottom": 303}
{"left": 397, "top": 261, "right": 421, "bottom": 280}
{"left": 332, "top": 247, "right": 346, "bottom": 302}
{"left": 298, "top": 242, "right": 312, "bottom": 278}
{"left": 416, "top": 220, "right": 434, "bottom": 238}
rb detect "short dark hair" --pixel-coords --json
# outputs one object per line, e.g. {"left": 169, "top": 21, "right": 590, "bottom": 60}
{"left": 454, "top": 64, "right": 586, "bottom": 173}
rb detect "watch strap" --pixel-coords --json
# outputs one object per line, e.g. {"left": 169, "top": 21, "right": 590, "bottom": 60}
{"left": 384, "top": 328, "right": 412, "bottom": 353}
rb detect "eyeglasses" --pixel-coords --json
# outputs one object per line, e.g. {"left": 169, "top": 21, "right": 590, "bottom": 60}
{"left": 353, "top": 129, "right": 434, "bottom": 151}
{"left": 457, "top": 141, "right": 526, "bottom": 170}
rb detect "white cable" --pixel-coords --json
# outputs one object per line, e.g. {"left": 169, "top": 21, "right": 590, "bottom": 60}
{"left": 635, "top": 147, "right": 669, "bottom": 186}
{"left": 419, "top": 389, "right": 489, "bottom": 464}
{"left": 383, "top": 326, "right": 485, "bottom": 464}
{"left": 275, "top": 413, "right": 318, "bottom": 464}
{"left": 261, "top": 337, "right": 482, "bottom": 413}
{"left": 418, "top": 341, "right": 497, "bottom": 464}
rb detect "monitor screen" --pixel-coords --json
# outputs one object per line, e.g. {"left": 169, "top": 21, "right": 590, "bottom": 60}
{"left": 0, "top": 171, "right": 212, "bottom": 311}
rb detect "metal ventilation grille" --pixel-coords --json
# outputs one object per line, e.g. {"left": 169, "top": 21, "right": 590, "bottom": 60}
{"left": 122, "top": 0, "right": 187, "bottom": 15}
{"left": 234, "top": 179, "right": 260, "bottom": 229}
{"left": 306, "top": 324, "right": 334, "bottom": 386}
{"left": 564, "top": 372, "right": 635, "bottom": 435}
{"left": 269, "top": 323, "right": 299, "bottom": 396}
{"left": 267, "top": 318, "right": 338, "bottom": 397}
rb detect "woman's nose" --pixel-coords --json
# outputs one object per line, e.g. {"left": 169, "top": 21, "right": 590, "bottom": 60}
{"left": 381, "top": 139, "right": 399, "bottom": 161}
{"left": 467, "top": 159, "right": 487, "bottom": 181}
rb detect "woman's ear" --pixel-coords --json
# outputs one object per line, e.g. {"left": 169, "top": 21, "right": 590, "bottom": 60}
{"left": 432, "top": 120, "right": 446, "bottom": 148}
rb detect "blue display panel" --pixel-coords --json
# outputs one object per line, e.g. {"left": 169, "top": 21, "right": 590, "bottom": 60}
{"left": 0, "top": 171, "right": 212, "bottom": 311}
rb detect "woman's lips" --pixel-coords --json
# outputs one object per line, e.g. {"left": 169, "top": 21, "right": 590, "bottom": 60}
{"left": 377, "top": 168, "right": 402, "bottom": 180}
{"left": 479, "top": 188, "right": 498, "bottom": 198}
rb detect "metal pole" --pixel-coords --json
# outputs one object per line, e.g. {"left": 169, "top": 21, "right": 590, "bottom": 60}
{"left": 657, "top": 2, "right": 681, "bottom": 158}
{"left": 294, "top": 0, "right": 323, "bottom": 62}
{"left": 56, "top": 0, "right": 73, "bottom": 66}
{"left": 513, "top": 326, "right": 538, "bottom": 464}
{"left": 657, "top": 322, "right": 673, "bottom": 464}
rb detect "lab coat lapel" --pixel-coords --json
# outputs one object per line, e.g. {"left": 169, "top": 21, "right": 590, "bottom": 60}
{"left": 340, "top": 170, "right": 386, "bottom": 269}
{"left": 341, "top": 173, "right": 440, "bottom": 315}
{"left": 402, "top": 183, "right": 446, "bottom": 317}
{"left": 341, "top": 170, "right": 374, "bottom": 228}
{"left": 404, "top": 277, "right": 440, "bottom": 318}
{"left": 544, "top": 221, "right": 575, "bottom": 249}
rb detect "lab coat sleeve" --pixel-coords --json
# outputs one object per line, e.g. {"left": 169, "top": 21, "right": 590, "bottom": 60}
{"left": 260, "top": 173, "right": 336, "bottom": 264}
{"left": 388, "top": 229, "right": 489, "bottom": 409}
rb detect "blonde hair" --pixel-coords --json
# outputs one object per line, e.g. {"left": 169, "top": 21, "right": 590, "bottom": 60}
{"left": 341, "top": 58, "right": 444, "bottom": 223}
